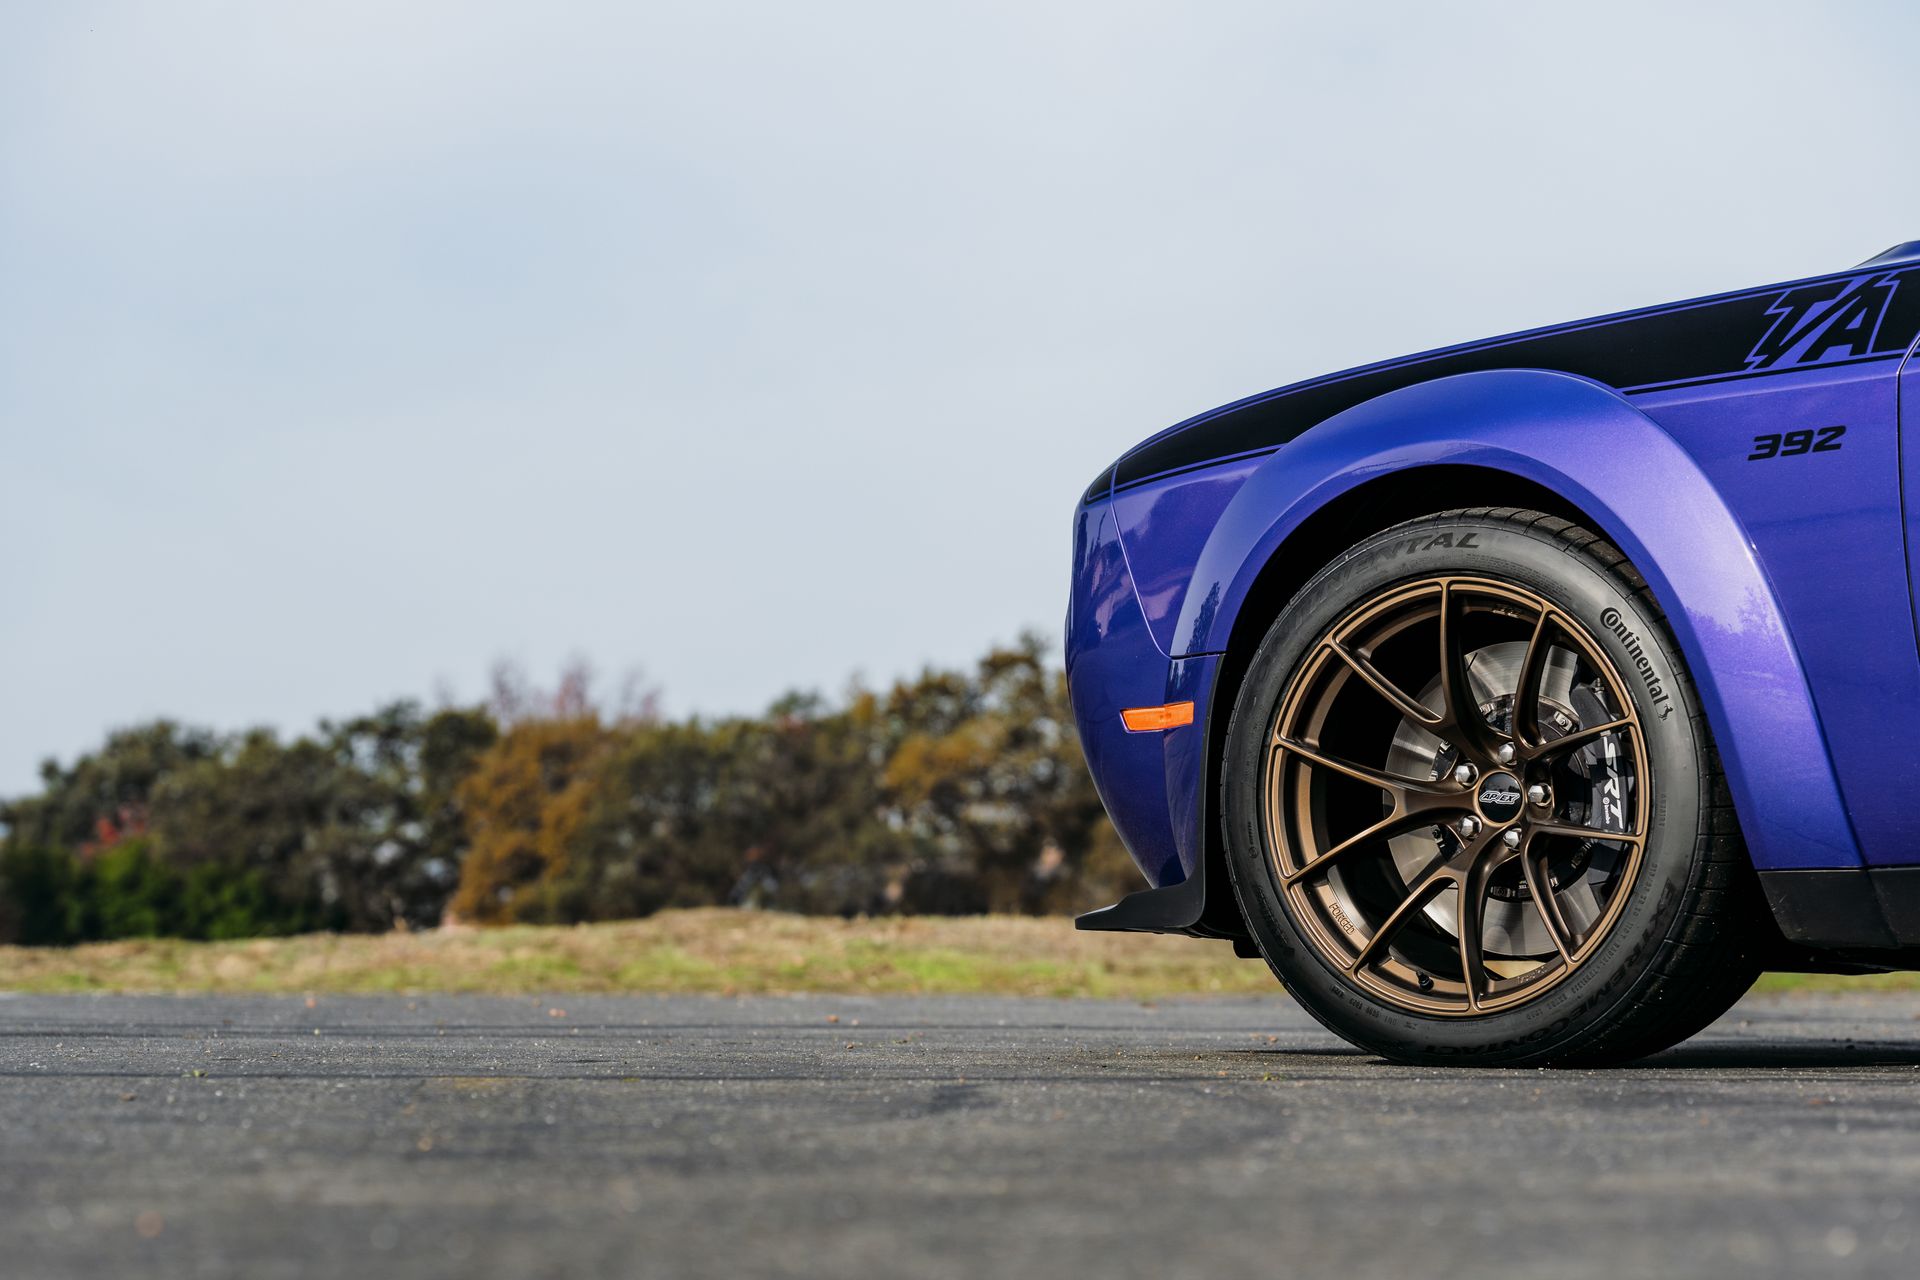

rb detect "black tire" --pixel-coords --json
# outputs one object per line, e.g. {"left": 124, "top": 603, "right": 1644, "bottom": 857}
{"left": 1221, "top": 508, "right": 1763, "bottom": 1066}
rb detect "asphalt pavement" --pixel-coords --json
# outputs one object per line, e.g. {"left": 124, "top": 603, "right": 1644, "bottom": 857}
{"left": 2, "top": 989, "right": 1918, "bottom": 1279}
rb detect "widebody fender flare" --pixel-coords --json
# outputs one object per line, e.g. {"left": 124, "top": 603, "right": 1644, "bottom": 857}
{"left": 1172, "top": 368, "right": 1860, "bottom": 874}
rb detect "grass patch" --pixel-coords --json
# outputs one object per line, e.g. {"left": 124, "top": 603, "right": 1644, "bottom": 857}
{"left": 1752, "top": 969, "right": 1920, "bottom": 994}
{"left": 1, "top": 909, "right": 1915, "bottom": 998}
{"left": 0, "top": 909, "right": 1280, "bottom": 998}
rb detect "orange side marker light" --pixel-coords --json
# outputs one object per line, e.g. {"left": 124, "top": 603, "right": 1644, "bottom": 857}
{"left": 1120, "top": 701, "right": 1194, "bottom": 732}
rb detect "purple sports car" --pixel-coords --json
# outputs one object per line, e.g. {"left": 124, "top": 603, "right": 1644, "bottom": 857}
{"left": 1067, "top": 243, "right": 1920, "bottom": 1064}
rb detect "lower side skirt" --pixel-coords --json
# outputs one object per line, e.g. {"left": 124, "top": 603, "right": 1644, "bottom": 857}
{"left": 1759, "top": 866, "right": 1920, "bottom": 962}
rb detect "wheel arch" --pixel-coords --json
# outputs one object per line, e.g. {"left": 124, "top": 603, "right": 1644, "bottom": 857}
{"left": 1209, "top": 465, "right": 1588, "bottom": 770}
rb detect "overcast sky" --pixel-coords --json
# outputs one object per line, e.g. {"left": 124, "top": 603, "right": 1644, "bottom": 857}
{"left": 4, "top": 1, "right": 1916, "bottom": 795}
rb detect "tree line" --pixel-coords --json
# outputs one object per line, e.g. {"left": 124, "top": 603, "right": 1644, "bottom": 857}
{"left": 0, "top": 636, "right": 1139, "bottom": 945}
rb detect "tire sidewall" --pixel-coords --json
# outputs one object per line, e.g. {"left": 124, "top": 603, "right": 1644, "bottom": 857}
{"left": 1222, "top": 515, "right": 1703, "bottom": 1064}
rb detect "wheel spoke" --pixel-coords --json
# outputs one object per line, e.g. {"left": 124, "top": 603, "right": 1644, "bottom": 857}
{"left": 1524, "top": 717, "right": 1634, "bottom": 763}
{"left": 1454, "top": 839, "right": 1523, "bottom": 1010}
{"left": 1272, "top": 737, "right": 1455, "bottom": 811}
{"left": 1456, "top": 862, "right": 1489, "bottom": 1010}
{"left": 1436, "top": 581, "right": 1496, "bottom": 754}
{"left": 1349, "top": 861, "right": 1454, "bottom": 972}
{"left": 1530, "top": 820, "right": 1643, "bottom": 846}
{"left": 1519, "top": 842, "right": 1577, "bottom": 964}
{"left": 1284, "top": 808, "right": 1465, "bottom": 887}
{"left": 1511, "top": 608, "right": 1556, "bottom": 750}
{"left": 1325, "top": 642, "right": 1442, "bottom": 729}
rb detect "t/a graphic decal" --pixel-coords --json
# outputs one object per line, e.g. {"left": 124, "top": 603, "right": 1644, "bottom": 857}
{"left": 1746, "top": 273, "right": 1905, "bottom": 371}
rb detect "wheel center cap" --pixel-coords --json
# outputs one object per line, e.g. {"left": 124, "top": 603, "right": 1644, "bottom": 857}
{"left": 1475, "top": 771, "right": 1525, "bottom": 824}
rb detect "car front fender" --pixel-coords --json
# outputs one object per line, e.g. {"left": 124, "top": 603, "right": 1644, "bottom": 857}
{"left": 1172, "top": 367, "right": 1860, "bottom": 874}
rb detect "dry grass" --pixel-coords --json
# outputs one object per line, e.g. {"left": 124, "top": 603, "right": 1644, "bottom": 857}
{"left": 0, "top": 908, "right": 1909, "bottom": 997}
{"left": 0, "top": 909, "right": 1281, "bottom": 998}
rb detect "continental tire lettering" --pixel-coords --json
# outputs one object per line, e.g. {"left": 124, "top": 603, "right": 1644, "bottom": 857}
{"left": 1398, "top": 531, "right": 1481, "bottom": 556}
{"left": 1598, "top": 607, "right": 1671, "bottom": 709}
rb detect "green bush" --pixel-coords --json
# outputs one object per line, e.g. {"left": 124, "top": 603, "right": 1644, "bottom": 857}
{"left": 0, "top": 838, "right": 327, "bottom": 946}
{"left": 0, "top": 843, "right": 84, "bottom": 945}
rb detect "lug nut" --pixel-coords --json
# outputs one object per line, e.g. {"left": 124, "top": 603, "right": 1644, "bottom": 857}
{"left": 1458, "top": 816, "right": 1482, "bottom": 838}
{"left": 1501, "top": 829, "right": 1522, "bottom": 849}
{"left": 1496, "top": 742, "right": 1516, "bottom": 765}
{"left": 1527, "top": 784, "right": 1550, "bottom": 807}
{"left": 1453, "top": 763, "right": 1477, "bottom": 785}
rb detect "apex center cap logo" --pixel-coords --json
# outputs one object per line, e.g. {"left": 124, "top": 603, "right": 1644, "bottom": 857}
{"left": 1476, "top": 772, "right": 1524, "bottom": 823}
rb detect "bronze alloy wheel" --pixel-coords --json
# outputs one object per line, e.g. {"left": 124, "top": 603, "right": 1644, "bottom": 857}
{"left": 1264, "top": 575, "right": 1649, "bottom": 1017}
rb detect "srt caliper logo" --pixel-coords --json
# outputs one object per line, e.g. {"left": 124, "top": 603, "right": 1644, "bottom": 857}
{"left": 1746, "top": 272, "right": 1903, "bottom": 370}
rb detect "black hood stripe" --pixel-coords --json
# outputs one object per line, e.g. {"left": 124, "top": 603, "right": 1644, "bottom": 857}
{"left": 1112, "top": 266, "right": 1920, "bottom": 493}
